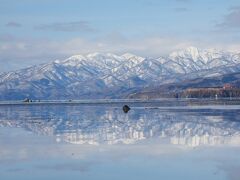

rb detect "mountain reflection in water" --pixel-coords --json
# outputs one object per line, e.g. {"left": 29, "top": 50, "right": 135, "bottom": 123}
{"left": 0, "top": 103, "right": 240, "bottom": 147}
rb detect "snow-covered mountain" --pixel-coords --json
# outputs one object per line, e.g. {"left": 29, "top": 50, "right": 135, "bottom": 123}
{"left": 0, "top": 47, "right": 240, "bottom": 100}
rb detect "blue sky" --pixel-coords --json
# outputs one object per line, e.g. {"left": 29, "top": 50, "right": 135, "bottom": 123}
{"left": 0, "top": 0, "right": 240, "bottom": 71}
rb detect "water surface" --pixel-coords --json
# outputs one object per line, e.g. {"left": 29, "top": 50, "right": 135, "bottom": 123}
{"left": 0, "top": 100, "right": 240, "bottom": 180}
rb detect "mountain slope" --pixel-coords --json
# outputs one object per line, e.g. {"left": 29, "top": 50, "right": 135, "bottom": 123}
{"left": 0, "top": 47, "right": 240, "bottom": 100}
{"left": 128, "top": 71, "right": 240, "bottom": 99}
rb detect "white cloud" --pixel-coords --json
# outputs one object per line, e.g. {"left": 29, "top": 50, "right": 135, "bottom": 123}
{"left": 0, "top": 33, "right": 240, "bottom": 72}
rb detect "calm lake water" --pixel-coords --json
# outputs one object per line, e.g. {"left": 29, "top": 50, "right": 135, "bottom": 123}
{"left": 0, "top": 99, "right": 240, "bottom": 180}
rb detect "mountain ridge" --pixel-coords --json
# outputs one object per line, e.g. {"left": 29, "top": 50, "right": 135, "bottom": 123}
{"left": 0, "top": 47, "right": 240, "bottom": 100}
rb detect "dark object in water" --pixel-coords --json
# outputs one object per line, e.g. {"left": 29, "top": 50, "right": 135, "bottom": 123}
{"left": 123, "top": 105, "right": 131, "bottom": 113}
{"left": 23, "top": 98, "right": 30, "bottom": 103}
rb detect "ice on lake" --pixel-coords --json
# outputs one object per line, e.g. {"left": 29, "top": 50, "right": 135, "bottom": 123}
{"left": 0, "top": 99, "right": 240, "bottom": 180}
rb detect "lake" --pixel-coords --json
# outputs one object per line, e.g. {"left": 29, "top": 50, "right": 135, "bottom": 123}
{"left": 0, "top": 99, "right": 240, "bottom": 180}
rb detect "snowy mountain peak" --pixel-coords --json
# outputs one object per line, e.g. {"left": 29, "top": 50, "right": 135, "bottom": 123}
{"left": 87, "top": 52, "right": 107, "bottom": 58}
{"left": 64, "top": 52, "right": 145, "bottom": 66}
{"left": 122, "top": 53, "right": 145, "bottom": 63}
{"left": 185, "top": 46, "right": 200, "bottom": 58}
{"left": 68, "top": 54, "right": 86, "bottom": 59}
{"left": 169, "top": 46, "right": 200, "bottom": 61}
{"left": 86, "top": 52, "right": 121, "bottom": 59}
{"left": 122, "top": 53, "right": 138, "bottom": 59}
{"left": 185, "top": 46, "right": 199, "bottom": 52}
{"left": 168, "top": 46, "right": 234, "bottom": 65}
{"left": 61, "top": 55, "right": 86, "bottom": 66}
{"left": 0, "top": 47, "right": 240, "bottom": 100}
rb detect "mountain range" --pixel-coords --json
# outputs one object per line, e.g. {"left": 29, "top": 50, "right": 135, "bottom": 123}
{"left": 0, "top": 46, "right": 240, "bottom": 100}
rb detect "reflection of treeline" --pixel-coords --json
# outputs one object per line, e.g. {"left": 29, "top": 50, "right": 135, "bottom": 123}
{"left": 180, "top": 88, "right": 240, "bottom": 98}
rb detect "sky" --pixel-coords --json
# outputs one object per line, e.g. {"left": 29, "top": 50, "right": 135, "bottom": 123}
{"left": 0, "top": 0, "right": 240, "bottom": 72}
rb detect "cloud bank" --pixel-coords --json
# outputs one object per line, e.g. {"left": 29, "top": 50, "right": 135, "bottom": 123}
{"left": 1, "top": 32, "right": 240, "bottom": 72}
{"left": 35, "top": 21, "right": 95, "bottom": 32}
